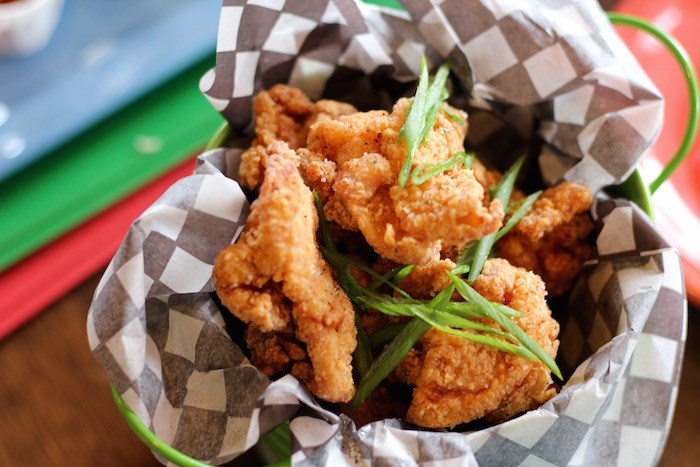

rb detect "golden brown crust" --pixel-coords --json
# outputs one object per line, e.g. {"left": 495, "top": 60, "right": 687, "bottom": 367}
{"left": 245, "top": 325, "right": 308, "bottom": 377}
{"left": 397, "top": 258, "right": 455, "bottom": 299}
{"left": 308, "top": 98, "right": 503, "bottom": 265}
{"left": 497, "top": 182, "right": 594, "bottom": 296}
{"left": 219, "top": 86, "right": 580, "bottom": 425}
{"left": 239, "top": 85, "right": 357, "bottom": 189}
{"left": 394, "top": 258, "right": 559, "bottom": 428}
{"left": 213, "top": 145, "right": 356, "bottom": 402}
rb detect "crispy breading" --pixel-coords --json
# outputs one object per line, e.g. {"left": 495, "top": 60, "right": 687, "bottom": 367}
{"left": 397, "top": 258, "right": 455, "bottom": 299}
{"left": 308, "top": 98, "right": 503, "bottom": 265}
{"left": 239, "top": 84, "right": 356, "bottom": 189}
{"left": 514, "top": 181, "right": 593, "bottom": 240}
{"left": 394, "top": 258, "right": 559, "bottom": 428}
{"left": 497, "top": 181, "right": 594, "bottom": 296}
{"left": 471, "top": 158, "right": 503, "bottom": 194}
{"left": 244, "top": 325, "right": 320, "bottom": 393}
{"left": 213, "top": 146, "right": 357, "bottom": 402}
{"left": 245, "top": 325, "right": 308, "bottom": 377}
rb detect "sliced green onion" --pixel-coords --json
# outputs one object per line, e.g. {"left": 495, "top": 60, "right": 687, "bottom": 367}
{"left": 409, "top": 151, "right": 474, "bottom": 186}
{"left": 313, "top": 191, "right": 336, "bottom": 253}
{"left": 449, "top": 272, "right": 562, "bottom": 380}
{"left": 391, "top": 264, "right": 416, "bottom": 284}
{"left": 368, "top": 323, "right": 407, "bottom": 348}
{"left": 397, "top": 58, "right": 452, "bottom": 187}
{"left": 358, "top": 299, "right": 515, "bottom": 341}
{"left": 431, "top": 282, "right": 455, "bottom": 309}
{"left": 442, "top": 106, "right": 464, "bottom": 124}
{"left": 421, "top": 72, "right": 451, "bottom": 144}
{"left": 353, "top": 313, "right": 372, "bottom": 378}
{"left": 321, "top": 247, "right": 412, "bottom": 301}
{"left": 458, "top": 155, "right": 525, "bottom": 283}
{"left": 351, "top": 287, "right": 443, "bottom": 409}
{"left": 406, "top": 305, "right": 534, "bottom": 358}
{"left": 356, "top": 295, "right": 521, "bottom": 320}
{"left": 353, "top": 286, "right": 454, "bottom": 409}
{"left": 494, "top": 190, "right": 541, "bottom": 242}
{"left": 368, "top": 265, "right": 416, "bottom": 292}
{"left": 442, "top": 301, "right": 522, "bottom": 319}
{"left": 351, "top": 317, "right": 430, "bottom": 410}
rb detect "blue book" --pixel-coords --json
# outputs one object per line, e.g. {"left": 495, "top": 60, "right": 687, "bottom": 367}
{"left": 0, "top": 0, "right": 219, "bottom": 181}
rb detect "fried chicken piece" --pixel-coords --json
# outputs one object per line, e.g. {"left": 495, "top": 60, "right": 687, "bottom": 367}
{"left": 397, "top": 258, "right": 455, "bottom": 299}
{"left": 213, "top": 147, "right": 357, "bottom": 402}
{"left": 341, "top": 386, "right": 409, "bottom": 428}
{"left": 471, "top": 158, "right": 503, "bottom": 194}
{"left": 497, "top": 181, "right": 594, "bottom": 296}
{"left": 245, "top": 325, "right": 319, "bottom": 392}
{"left": 245, "top": 325, "right": 308, "bottom": 376}
{"left": 309, "top": 98, "right": 503, "bottom": 265}
{"left": 239, "top": 84, "right": 356, "bottom": 189}
{"left": 514, "top": 181, "right": 593, "bottom": 240}
{"left": 394, "top": 258, "right": 559, "bottom": 428}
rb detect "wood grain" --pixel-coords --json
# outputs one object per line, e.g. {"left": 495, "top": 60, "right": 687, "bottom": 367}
{"left": 0, "top": 269, "right": 697, "bottom": 465}
{"left": 0, "top": 273, "right": 162, "bottom": 466}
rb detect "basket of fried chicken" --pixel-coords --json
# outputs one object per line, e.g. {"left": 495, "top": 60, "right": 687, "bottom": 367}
{"left": 88, "top": 1, "right": 687, "bottom": 465}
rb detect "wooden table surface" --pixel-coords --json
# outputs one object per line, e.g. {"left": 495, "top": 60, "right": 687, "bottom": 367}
{"left": 0, "top": 267, "right": 697, "bottom": 466}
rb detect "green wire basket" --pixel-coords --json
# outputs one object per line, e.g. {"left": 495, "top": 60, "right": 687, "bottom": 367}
{"left": 111, "top": 12, "right": 698, "bottom": 467}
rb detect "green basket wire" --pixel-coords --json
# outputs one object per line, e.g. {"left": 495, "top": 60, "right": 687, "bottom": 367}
{"left": 607, "top": 13, "right": 699, "bottom": 195}
{"left": 111, "top": 385, "right": 291, "bottom": 466}
{"left": 111, "top": 11, "right": 698, "bottom": 467}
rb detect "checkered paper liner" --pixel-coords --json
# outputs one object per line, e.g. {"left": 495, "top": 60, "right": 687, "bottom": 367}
{"left": 88, "top": 147, "right": 686, "bottom": 466}
{"left": 200, "top": 0, "right": 663, "bottom": 193}
{"left": 86, "top": 0, "right": 685, "bottom": 465}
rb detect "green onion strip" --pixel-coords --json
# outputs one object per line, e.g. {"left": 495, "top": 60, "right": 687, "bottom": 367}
{"left": 410, "top": 151, "right": 474, "bottom": 186}
{"left": 458, "top": 156, "right": 525, "bottom": 283}
{"left": 397, "top": 58, "right": 451, "bottom": 187}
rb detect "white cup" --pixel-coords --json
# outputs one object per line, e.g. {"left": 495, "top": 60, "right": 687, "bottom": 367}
{"left": 0, "top": 0, "right": 64, "bottom": 57}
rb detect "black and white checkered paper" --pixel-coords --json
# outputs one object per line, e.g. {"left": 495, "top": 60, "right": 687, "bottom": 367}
{"left": 88, "top": 0, "right": 686, "bottom": 465}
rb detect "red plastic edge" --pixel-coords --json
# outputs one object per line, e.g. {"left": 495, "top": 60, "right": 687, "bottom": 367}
{"left": 0, "top": 156, "right": 197, "bottom": 341}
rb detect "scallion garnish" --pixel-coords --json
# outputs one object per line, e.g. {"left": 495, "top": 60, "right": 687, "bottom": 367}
{"left": 368, "top": 265, "right": 415, "bottom": 292}
{"left": 449, "top": 272, "right": 562, "bottom": 379}
{"left": 442, "top": 106, "right": 464, "bottom": 124}
{"left": 351, "top": 317, "right": 429, "bottom": 409}
{"left": 495, "top": 190, "right": 541, "bottom": 242}
{"left": 457, "top": 155, "right": 525, "bottom": 283}
{"left": 353, "top": 313, "right": 372, "bottom": 378}
{"left": 313, "top": 187, "right": 560, "bottom": 409}
{"left": 397, "top": 57, "right": 451, "bottom": 187}
{"left": 410, "top": 151, "right": 474, "bottom": 186}
{"left": 368, "top": 323, "right": 407, "bottom": 348}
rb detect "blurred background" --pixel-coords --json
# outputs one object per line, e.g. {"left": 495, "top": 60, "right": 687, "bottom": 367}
{"left": 0, "top": 0, "right": 698, "bottom": 465}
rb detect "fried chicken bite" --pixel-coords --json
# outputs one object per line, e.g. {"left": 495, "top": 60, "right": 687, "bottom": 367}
{"left": 245, "top": 325, "right": 321, "bottom": 392}
{"left": 397, "top": 258, "right": 455, "bottom": 299}
{"left": 239, "top": 84, "right": 356, "bottom": 189}
{"left": 245, "top": 325, "right": 307, "bottom": 376}
{"left": 308, "top": 98, "right": 503, "bottom": 266}
{"left": 213, "top": 148, "right": 357, "bottom": 403}
{"left": 497, "top": 181, "right": 594, "bottom": 296}
{"left": 394, "top": 258, "right": 559, "bottom": 428}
